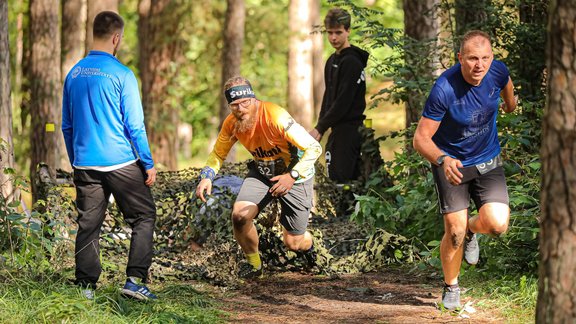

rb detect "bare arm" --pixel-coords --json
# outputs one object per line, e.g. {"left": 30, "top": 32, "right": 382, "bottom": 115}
{"left": 413, "top": 117, "right": 444, "bottom": 164}
{"left": 413, "top": 117, "right": 463, "bottom": 184}
{"left": 500, "top": 77, "right": 517, "bottom": 113}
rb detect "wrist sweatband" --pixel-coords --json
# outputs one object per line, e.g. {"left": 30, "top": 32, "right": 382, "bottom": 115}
{"left": 199, "top": 167, "right": 215, "bottom": 181}
{"left": 225, "top": 85, "right": 256, "bottom": 104}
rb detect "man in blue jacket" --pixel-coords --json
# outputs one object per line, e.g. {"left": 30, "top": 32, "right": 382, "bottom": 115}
{"left": 62, "top": 11, "right": 157, "bottom": 300}
{"left": 413, "top": 30, "right": 517, "bottom": 310}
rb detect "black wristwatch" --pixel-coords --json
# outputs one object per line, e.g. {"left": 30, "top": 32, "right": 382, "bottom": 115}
{"left": 289, "top": 169, "right": 300, "bottom": 180}
{"left": 436, "top": 154, "right": 448, "bottom": 166}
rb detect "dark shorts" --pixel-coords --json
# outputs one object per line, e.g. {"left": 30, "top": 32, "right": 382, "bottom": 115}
{"left": 432, "top": 164, "right": 509, "bottom": 214}
{"left": 235, "top": 168, "right": 313, "bottom": 235}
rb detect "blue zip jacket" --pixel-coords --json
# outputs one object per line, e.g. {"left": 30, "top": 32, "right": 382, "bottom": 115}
{"left": 62, "top": 51, "right": 154, "bottom": 170}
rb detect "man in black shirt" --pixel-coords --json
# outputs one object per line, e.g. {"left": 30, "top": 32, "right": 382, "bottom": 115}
{"left": 309, "top": 8, "right": 369, "bottom": 183}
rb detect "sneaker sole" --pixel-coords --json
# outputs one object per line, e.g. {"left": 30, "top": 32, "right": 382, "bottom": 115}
{"left": 120, "top": 288, "right": 153, "bottom": 301}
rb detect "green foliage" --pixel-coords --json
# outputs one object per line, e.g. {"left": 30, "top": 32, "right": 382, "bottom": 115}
{"left": 352, "top": 128, "right": 443, "bottom": 244}
{"left": 0, "top": 147, "right": 71, "bottom": 273}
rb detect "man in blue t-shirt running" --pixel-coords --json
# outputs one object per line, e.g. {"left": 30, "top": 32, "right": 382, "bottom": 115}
{"left": 62, "top": 11, "right": 157, "bottom": 301}
{"left": 413, "top": 30, "right": 517, "bottom": 310}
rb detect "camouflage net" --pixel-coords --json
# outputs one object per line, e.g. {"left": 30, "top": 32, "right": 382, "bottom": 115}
{"left": 38, "top": 129, "right": 414, "bottom": 287}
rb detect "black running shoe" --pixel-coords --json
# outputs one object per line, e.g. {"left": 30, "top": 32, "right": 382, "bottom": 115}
{"left": 442, "top": 286, "right": 461, "bottom": 310}
{"left": 464, "top": 232, "right": 480, "bottom": 265}
{"left": 237, "top": 262, "right": 263, "bottom": 279}
{"left": 302, "top": 245, "right": 318, "bottom": 269}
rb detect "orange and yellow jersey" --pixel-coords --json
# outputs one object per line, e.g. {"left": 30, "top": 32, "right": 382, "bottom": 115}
{"left": 204, "top": 101, "right": 322, "bottom": 182}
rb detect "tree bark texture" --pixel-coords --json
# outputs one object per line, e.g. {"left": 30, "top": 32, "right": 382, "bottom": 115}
{"left": 537, "top": 1, "right": 576, "bottom": 322}
{"left": 85, "top": 0, "right": 118, "bottom": 55}
{"left": 29, "top": 0, "right": 62, "bottom": 201}
{"left": 0, "top": 0, "right": 15, "bottom": 200}
{"left": 219, "top": 0, "right": 245, "bottom": 126}
{"left": 62, "top": 0, "right": 87, "bottom": 77}
{"left": 403, "top": 0, "right": 440, "bottom": 129}
{"left": 311, "top": 0, "right": 323, "bottom": 119}
{"left": 287, "top": 0, "right": 314, "bottom": 130}
{"left": 138, "top": 0, "right": 186, "bottom": 170}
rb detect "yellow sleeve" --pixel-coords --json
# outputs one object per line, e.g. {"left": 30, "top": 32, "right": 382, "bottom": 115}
{"left": 204, "top": 116, "right": 237, "bottom": 174}
{"left": 279, "top": 111, "right": 322, "bottom": 177}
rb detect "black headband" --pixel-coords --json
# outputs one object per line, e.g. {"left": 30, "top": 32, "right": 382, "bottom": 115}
{"left": 225, "top": 85, "right": 256, "bottom": 104}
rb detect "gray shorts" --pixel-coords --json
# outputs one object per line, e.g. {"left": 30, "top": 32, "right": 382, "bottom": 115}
{"left": 235, "top": 168, "right": 313, "bottom": 235}
{"left": 432, "top": 164, "right": 509, "bottom": 214}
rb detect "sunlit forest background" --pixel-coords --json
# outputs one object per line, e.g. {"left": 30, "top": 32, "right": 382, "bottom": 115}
{"left": 6, "top": 0, "right": 404, "bottom": 177}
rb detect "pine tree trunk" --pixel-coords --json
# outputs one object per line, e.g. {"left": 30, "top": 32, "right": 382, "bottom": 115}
{"left": 219, "top": 0, "right": 245, "bottom": 126}
{"left": 62, "top": 0, "right": 87, "bottom": 77}
{"left": 138, "top": 0, "right": 186, "bottom": 170}
{"left": 218, "top": 0, "right": 246, "bottom": 163}
{"left": 29, "top": 0, "right": 62, "bottom": 201}
{"left": 0, "top": 0, "right": 15, "bottom": 200}
{"left": 287, "top": 0, "right": 314, "bottom": 130}
{"left": 311, "top": 0, "right": 323, "bottom": 119}
{"left": 403, "top": 0, "right": 440, "bottom": 129}
{"left": 537, "top": 0, "right": 576, "bottom": 322}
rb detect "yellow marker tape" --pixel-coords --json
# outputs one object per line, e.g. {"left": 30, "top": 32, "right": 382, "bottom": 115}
{"left": 364, "top": 119, "right": 372, "bottom": 129}
{"left": 45, "top": 123, "right": 55, "bottom": 132}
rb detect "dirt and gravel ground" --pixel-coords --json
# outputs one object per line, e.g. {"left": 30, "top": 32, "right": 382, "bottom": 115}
{"left": 214, "top": 267, "right": 506, "bottom": 323}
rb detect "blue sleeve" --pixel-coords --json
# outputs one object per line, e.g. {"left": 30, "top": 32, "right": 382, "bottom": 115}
{"left": 61, "top": 78, "right": 74, "bottom": 164}
{"left": 120, "top": 70, "right": 155, "bottom": 170}
{"left": 422, "top": 81, "right": 447, "bottom": 121}
{"left": 492, "top": 60, "right": 510, "bottom": 89}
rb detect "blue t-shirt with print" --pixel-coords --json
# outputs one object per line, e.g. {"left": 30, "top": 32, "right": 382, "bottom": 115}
{"left": 422, "top": 60, "right": 509, "bottom": 167}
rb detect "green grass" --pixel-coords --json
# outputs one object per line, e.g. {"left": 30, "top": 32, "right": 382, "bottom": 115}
{"left": 461, "top": 271, "right": 537, "bottom": 323}
{"left": 0, "top": 272, "right": 227, "bottom": 324}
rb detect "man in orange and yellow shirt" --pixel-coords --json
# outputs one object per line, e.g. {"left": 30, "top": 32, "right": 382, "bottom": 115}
{"left": 196, "top": 76, "right": 322, "bottom": 278}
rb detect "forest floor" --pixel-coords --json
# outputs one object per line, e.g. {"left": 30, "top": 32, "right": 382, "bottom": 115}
{"left": 170, "top": 194, "right": 513, "bottom": 323}
{"left": 208, "top": 267, "right": 506, "bottom": 323}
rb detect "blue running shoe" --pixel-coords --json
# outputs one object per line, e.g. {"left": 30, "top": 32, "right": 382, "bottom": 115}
{"left": 121, "top": 279, "right": 158, "bottom": 301}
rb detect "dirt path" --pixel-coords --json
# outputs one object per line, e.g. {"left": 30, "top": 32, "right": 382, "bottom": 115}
{"left": 216, "top": 268, "right": 505, "bottom": 323}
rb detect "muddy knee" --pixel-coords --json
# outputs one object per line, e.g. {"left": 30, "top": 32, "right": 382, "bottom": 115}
{"left": 450, "top": 231, "right": 466, "bottom": 248}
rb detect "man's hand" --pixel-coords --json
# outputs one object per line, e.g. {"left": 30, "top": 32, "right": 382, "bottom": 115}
{"left": 309, "top": 128, "right": 323, "bottom": 141}
{"left": 145, "top": 167, "right": 157, "bottom": 187}
{"left": 500, "top": 95, "right": 519, "bottom": 113}
{"left": 269, "top": 173, "right": 296, "bottom": 197}
{"left": 443, "top": 156, "right": 464, "bottom": 185}
{"left": 196, "top": 178, "right": 213, "bottom": 202}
